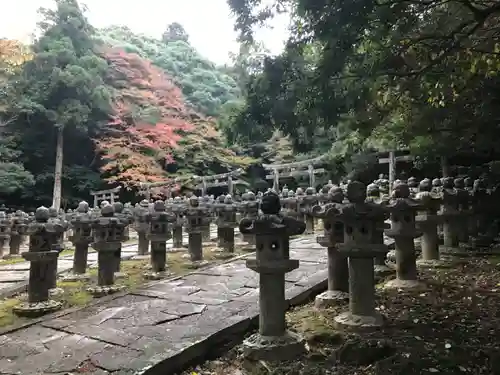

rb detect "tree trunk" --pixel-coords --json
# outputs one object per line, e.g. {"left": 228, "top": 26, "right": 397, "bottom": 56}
{"left": 440, "top": 156, "right": 449, "bottom": 177}
{"left": 52, "top": 126, "right": 63, "bottom": 210}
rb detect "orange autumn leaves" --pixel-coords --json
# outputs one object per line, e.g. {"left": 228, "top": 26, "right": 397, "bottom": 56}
{"left": 97, "top": 48, "right": 196, "bottom": 187}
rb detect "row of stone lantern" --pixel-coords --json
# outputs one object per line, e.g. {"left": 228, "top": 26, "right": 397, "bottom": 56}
{"left": 8, "top": 174, "right": 496, "bottom": 347}
{"left": 241, "top": 175, "right": 500, "bottom": 360}
{"left": 12, "top": 192, "right": 253, "bottom": 317}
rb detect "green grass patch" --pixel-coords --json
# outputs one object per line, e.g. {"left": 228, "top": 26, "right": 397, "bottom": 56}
{"left": 0, "top": 256, "right": 26, "bottom": 265}
{"left": 0, "top": 298, "right": 24, "bottom": 327}
{"left": 0, "top": 248, "right": 76, "bottom": 266}
{"left": 0, "top": 243, "right": 248, "bottom": 329}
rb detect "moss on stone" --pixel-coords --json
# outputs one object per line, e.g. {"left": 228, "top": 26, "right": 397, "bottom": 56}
{"left": 0, "top": 298, "right": 24, "bottom": 327}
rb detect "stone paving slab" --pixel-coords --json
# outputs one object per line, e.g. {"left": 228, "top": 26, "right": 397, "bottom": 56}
{"left": 0, "top": 244, "right": 139, "bottom": 299}
{"left": 0, "top": 235, "right": 329, "bottom": 375}
{"left": 0, "top": 227, "right": 226, "bottom": 298}
{"left": 0, "top": 233, "right": 395, "bottom": 375}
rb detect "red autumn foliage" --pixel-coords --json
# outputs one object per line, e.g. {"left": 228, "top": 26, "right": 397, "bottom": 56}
{"left": 96, "top": 48, "right": 195, "bottom": 187}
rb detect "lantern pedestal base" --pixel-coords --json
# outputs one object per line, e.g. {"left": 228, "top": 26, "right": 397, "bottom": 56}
{"left": 132, "top": 254, "right": 150, "bottom": 261}
{"left": 13, "top": 300, "right": 62, "bottom": 318}
{"left": 49, "top": 288, "right": 64, "bottom": 297}
{"left": 374, "top": 264, "right": 394, "bottom": 277}
{"left": 439, "top": 245, "right": 461, "bottom": 255}
{"left": 334, "top": 311, "right": 384, "bottom": 332}
{"left": 185, "top": 260, "right": 210, "bottom": 269}
{"left": 315, "top": 290, "right": 349, "bottom": 308}
{"left": 416, "top": 258, "right": 454, "bottom": 269}
{"left": 61, "top": 272, "right": 90, "bottom": 282}
{"left": 143, "top": 270, "right": 170, "bottom": 280}
{"left": 169, "top": 247, "right": 186, "bottom": 253}
{"left": 114, "top": 272, "right": 127, "bottom": 279}
{"left": 212, "top": 248, "right": 235, "bottom": 260}
{"left": 242, "top": 331, "right": 306, "bottom": 361}
{"left": 383, "top": 278, "right": 427, "bottom": 291}
{"left": 87, "top": 284, "right": 124, "bottom": 298}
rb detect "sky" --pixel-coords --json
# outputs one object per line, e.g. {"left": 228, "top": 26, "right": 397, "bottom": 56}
{"left": 0, "top": 0, "right": 291, "bottom": 65}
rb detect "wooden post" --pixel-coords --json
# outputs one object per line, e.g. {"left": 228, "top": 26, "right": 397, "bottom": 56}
{"left": 228, "top": 176, "right": 233, "bottom": 195}
{"left": 273, "top": 169, "right": 279, "bottom": 191}
{"left": 440, "top": 156, "right": 449, "bottom": 177}
{"left": 308, "top": 164, "right": 315, "bottom": 188}
{"left": 388, "top": 151, "right": 396, "bottom": 192}
{"left": 378, "top": 151, "right": 414, "bottom": 194}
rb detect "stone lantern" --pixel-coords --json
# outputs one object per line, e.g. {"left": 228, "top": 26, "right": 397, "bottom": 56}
{"left": 13, "top": 207, "right": 63, "bottom": 317}
{"left": 145, "top": 201, "right": 176, "bottom": 279}
{"left": 111, "top": 202, "right": 131, "bottom": 277}
{"left": 464, "top": 177, "right": 474, "bottom": 192}
{"left": 312, "top": 188, "right": 349, "bottom": 308}
{"left": 281, "top": 190, "right": 300, "bottom": 218}
{"left": 454, "top": 177, "right": 471, "bottom": 245}
{"left": 46, "top": 208, "right": 68, "bottom": 295}
{"left": 334, "top": 181, "right": 389, "bottom": 331}
{"left": 366, "top": 183, "right": 392, "bottom": 276}
{"left": 199, "top": 195, "right": 214, "bottom": 243}
{"left": 471, "top": 178, "right": 491, "bottom": 246}
{"left": 213, "top": 195, "right": 226, "bottom": 246}
{"left": 378, "top": 178, "right": 389, "bottom": 196}
{"left": 384, "top": 183, "right": 425, "bottom": 290}
{"left": 415, "top": 178, "right": 453, "bottom": 268}
{"left": 5, "top": 210, "right": 29, "bottom": 259}
{"left": 239, "top": 191, "right": 306, "bottom": 360}
{"left": 48, "top": 206, "right": 68, "bottom": 252}
{"left": 114, "top": 201, "right": 133, "bottom": 242}
{"left": 317, "top": 184, "right": 330, "bottom": 205}
{"left": 238, "top": 191, "right": 259, "bottom": 249}
{"left": 214, "top": 194, "right": 238, "bottom": 259}
{"left": 431, "top": 178, "right": 443, "bottom": 194}
{"left": 407, "top": 177, "right": 419, "bottom": 196}
{"left": 0, "top": 211, "right": 11, "bottom": 258}
{"left": 184, "top": 196, "right": 211, "bottom": 268}
{"left": 62, "top": 201, "right": 93, "bottom": 281}
{"left": 87, "top": 205, "right": 126, "bottom": 297}
{"left": 133, "top": 199, "right": 151, "bottom": 258}
{"left": 167, "top": 196, "right": 185, "bottom": 249}
{"left": 281, "top": 185, "right": 289, "bottom": 198}
{"left": 295, "top": 188, "right": 306, "bottom": 221}
{"left": 301, "top": 187, "right": 318, "bottom": 234}
{"left": 440, "top": 177, "right": 460, "bottom": 253}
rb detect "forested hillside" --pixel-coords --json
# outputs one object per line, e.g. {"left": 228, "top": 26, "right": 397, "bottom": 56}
{"left": 0, "top": 0, "right": 252, "bottom": 209}
{"left": 98, "top": 25, "right": 242, "bottom": 118}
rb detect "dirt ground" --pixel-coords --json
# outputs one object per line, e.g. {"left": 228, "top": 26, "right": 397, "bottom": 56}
{"left": 183, "top": 254, "right": 500, "bottom": 375}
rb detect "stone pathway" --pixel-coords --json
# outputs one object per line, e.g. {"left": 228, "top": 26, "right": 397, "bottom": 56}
{"left": 0, "top": 235, "right": 394, "bottom": 375}
{"left": 0, "top": 227, "right": 225, "bottom": 299}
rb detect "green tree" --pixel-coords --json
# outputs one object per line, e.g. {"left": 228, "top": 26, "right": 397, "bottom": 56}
{"left": 162, "top": 22, "right": 190, "bottom": 44}
{"left": 227, "top": 0, "right": 500, "bottom": 172}
{"left": 10, "top": 0, "right": 111, "bottom": 209}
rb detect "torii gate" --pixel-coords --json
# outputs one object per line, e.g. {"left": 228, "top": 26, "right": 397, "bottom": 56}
{"left": 263, "top": 155, "right": 327, "bottom": 191}
{"left": 378, "top": 150, "right": 414, "bottom": 194}
{"left": 90, "top": 186, "right": 121, "bottom": 208}
{"left": 138, "top": 178, "right": 181, "bottom": 200}
{"left": 192, "top": 169, "right": 244, "bottom": 196}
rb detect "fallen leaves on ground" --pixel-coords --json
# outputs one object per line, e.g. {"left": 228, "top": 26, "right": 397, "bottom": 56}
{"left": 181, "top": 255, "right": 500, "bottom": 375}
